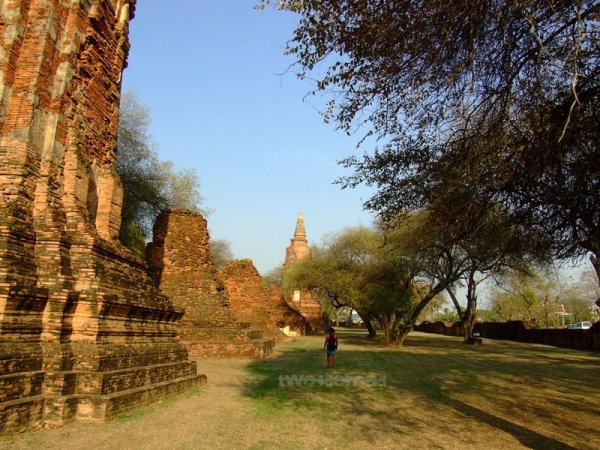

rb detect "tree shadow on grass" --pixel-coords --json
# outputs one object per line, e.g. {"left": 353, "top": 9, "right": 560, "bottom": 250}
{"left": 241, "top": 330, "right": 598, "bottom": 449}
{"left": 440, "top": 396, "right": 577, "bottom": 450}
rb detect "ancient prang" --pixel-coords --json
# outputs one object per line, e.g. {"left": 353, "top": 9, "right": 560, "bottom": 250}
{"left": 284, "top": 213, "right": 324, "bottom": 333}
{"left": 0, "top": 0, "right": 204, "bottom": 433}
{"left": 146, "top": 209, "right": 275, "bottom": 358}
{"left": 284, "top": 212, "right": 311, "bottom": 265}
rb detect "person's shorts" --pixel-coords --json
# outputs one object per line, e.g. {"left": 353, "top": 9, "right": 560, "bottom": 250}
{"left": 326, "top": 349, "right": 336, "bottom": 356}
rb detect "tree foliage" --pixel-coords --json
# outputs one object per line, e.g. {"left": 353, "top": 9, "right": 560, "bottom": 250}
{"left": 265, "top": 0, "right": 600, "bottom": 283}
{"left": 117, "top": 91, "right": 206, "bottom": 254}
{"left": 283, "top": 219, "right": 473, "bottom": 345}
{"left": 442, "top": 204, "right": 549, "bottom": 341}
{"left": 488, "top": 267, "right": 599, "bottom": 326}
{"left": 211, "top": 238, "right": 235, "bottom": 269}
{"left": 282, "top": 226, "right": 382, "bottom": 338}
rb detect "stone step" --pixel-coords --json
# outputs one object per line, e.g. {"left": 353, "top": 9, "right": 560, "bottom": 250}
{"left": 184, "top": 337, "right": 275, "bottom": 359}
{"left": 0, "top": 371, "right": 45, "bottom": 403}
{"left": 75, "top": 373, "right": 206, "bottom": 421}
{"left": 76, "top": 360, "right": 200, "bottom": 396}
{"left": 185, "top": 327, "right": 264, "bottom": 342}
{"left": 0, "top": 395, "right": 45, "bottom": 434}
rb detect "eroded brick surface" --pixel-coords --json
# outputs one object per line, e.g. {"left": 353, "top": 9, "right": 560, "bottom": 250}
{"left": 146, "top": 209, "right": 275, "bottom": 358}
{"left": 220, "top": 259, "right": 306, "bottom": 340}
{"left": 0, "top": 0, "right": 204, "bottom": 434}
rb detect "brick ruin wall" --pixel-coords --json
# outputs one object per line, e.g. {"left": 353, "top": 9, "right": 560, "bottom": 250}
{"left": 266, "top": 285, "right": 313, "bottom": 336}
{"left": 290, "top": 291, "right": 324, "bottom": 333}
{"left": 220, "top": 259, "right": 307, "bottom": 341}
{"left": 415, "top": 320, "right": 600, "bottom": 352}
{"left": 146, "top": 210, "right": 232, "bottom": 330}
{"left": 146, "top": 209, "right": 275, "bottom": 358}
{"left": 0, "top": 0, "right": 204, "bottom": 434}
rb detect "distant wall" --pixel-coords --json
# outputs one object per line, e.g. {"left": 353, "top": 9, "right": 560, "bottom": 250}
{"left": 414, "top": 321, "right": 600, "bottom": 352}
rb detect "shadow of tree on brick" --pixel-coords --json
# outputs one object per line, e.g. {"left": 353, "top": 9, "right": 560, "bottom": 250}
{"left": 241, "top": 330, "right": 599, "bottom": 449}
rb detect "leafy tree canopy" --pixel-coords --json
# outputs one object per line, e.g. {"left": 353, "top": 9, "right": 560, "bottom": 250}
{"left": 488, "top": 267, "right": 599, "bottom": 326}
{"left": 283, "top": 218, "right": 476, "bottom": 345}
{"left": 211, "top": 238, "right": 235, "bottom": 269}
{"left": 117, "top": 91, "right": 207, "bottom": 254}
{"left": 263, "top": 0, "right": 600, "bottom": 283}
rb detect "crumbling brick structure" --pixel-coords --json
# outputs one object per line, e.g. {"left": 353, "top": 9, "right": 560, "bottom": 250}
{"left": 266, "top": 284, "right": 312, "bottom": 336}
{"left": 146, "top": 209, "right": 275, "bottom": 358}
{"left": 220, "top": 259, "right": 307, "bottom": 341}
{"left": 283, "top": 213, "right": 324, "bottom": 333}
{"left": 414, "top": 321, "right": 600, "bottom": 352}
{"left": 0, "top": 0, "right": 204, "bottom": 434}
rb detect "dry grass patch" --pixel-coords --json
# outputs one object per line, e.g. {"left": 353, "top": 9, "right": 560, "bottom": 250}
{"left": 0, "top": 329, "right": 598, "bottom": 449}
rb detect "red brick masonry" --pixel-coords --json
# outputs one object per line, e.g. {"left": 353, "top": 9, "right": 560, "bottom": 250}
{"left": 146, "top": 209, "right": 275, "bottom": 358}
{"left": 0, "top": 0, "right": 204, "bottom": 434}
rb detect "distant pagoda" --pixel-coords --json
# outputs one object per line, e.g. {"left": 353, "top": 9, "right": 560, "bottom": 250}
{"left": 282, "top": 213, "right": 323, "bottom": 332}
{"left": 284, "top": 212, "right": 311, "bottom": 266}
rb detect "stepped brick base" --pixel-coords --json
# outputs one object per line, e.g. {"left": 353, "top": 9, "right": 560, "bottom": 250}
{"left": 0, "top": 341, "right": 206, "bottom": 432}
{"left": 76, "top": 373, "right": 205, "bottom": 422}
{"left": 0, "top": 396, "right": 46, "bottom": 435}
{"left": 0, "top": 0, "right": 205, "bottom": 434}
{"left": 183, "top": 325, "right": 275, "bottom": 358}
{"left": 185, "top": 339, "right": 275, "bottom": 359}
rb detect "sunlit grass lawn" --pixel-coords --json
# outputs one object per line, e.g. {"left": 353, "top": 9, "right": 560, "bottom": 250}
{"left": 243, "top": 328, "right": 600, "bottom": 449}
{"left": 1, "top": 329, "right": 598, "bottom": 449}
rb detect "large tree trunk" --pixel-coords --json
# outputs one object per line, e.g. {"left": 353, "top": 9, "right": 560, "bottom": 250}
{"left": 462, "top": 303, "right": 477, "bottom": 343}
{"left": 364, "top": 317, "right": 377, "bottom": 338}
{"left": 381, "top": 319, "right": 393, "bottom": 345}
{"left": 590, "top": 254, "right": 600, "bottom": 308}
{"left": 397, "top": 325, "right": 412, "bottom": 346}
{"left": 322, "top": 312, "right": 330, "bottom": 332}
{"left": 397, "top": 281, "right": 453, "bottom": 347}
{"left": 355, "top": 308, "right": 376, "bottom": 338}
{"left": 462, "top": 272, "right": 479, "bottom": 344}
{"left": 379, "top": 313, "right": 401, "bottom": 345}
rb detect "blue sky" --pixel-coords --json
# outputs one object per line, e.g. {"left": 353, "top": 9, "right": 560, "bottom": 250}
{"left": 122, "top": 1, "right": 375, "bottom": 274}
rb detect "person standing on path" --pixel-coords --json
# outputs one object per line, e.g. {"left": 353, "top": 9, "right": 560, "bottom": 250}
{"left": 324, "top": 328, "right": 338, "bottom": 368}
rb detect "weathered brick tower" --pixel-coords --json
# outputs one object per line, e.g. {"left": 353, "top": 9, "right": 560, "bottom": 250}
{"left": 283, "top": 213, "right": 324, "bottom": 332}
{"left": 284, "top": 212, "right": 311, "bottom": 266}
{"left": 0, "top": 0, "right": 204, "bottom": 433}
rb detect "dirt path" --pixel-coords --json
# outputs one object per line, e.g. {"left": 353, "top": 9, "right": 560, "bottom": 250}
{"left": 0, "top": 353, "right": 331, "bottom": 450}
{"left": 1, "top": 332, "right": 598, "bottom": 449}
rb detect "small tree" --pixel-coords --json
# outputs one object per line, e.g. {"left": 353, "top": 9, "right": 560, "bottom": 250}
{"left": 211, "top": 238, "right": 235, "bottom": 269}
{"left": 283, "top": 226, "right": 381, "bottom": 338}
{"left": 444, "top": 206, "right": 546, "bottom": 342}
{"left": 117, "top": 91, "right": 206, "bottom": 254}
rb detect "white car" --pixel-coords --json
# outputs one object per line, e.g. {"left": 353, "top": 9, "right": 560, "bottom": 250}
{"left": 567, "top": 321, "right": 592, "bottom": 329}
